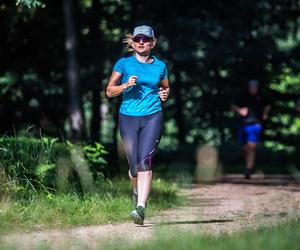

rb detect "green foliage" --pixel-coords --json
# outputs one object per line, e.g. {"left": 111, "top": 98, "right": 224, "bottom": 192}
{"left": 35, "top": 162, "right": 56, "bottom": 182}
{"left": 0, "top": 136, "right": 57, "bottom": 188}
{"left": 2, "top": 1, "right": 300, "bottom": 162}
{"left": 83, "top": 142, "right": 108, "bottom": 168}
{"left": 16, "top": 0, "right": 45, "bottom": 9}
{"left": 0, "top": 136, "right": 108, "bottom": 197}
{"left": 0, "top": 73, "right": 17, "bottom": 97}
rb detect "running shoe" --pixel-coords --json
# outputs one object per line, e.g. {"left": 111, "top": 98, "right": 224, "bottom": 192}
{"left": 244, "top": 168, "right": 252, "bottom": 179}
{"left": 129, "top": 206, "right": 145, "bottom": 225}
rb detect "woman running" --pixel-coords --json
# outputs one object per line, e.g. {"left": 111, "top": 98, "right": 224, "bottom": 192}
{"left": 106, "top": 25, "right": 169, "bottom": 225}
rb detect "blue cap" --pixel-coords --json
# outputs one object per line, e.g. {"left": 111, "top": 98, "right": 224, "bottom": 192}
{"left": 133, "top": 25, "right": 155, "bottom": 38}
{"left": 248, "top": 79, "right": 259, "bottom": 87}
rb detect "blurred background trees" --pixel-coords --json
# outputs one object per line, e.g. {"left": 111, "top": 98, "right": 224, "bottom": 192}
{"left": 1, "top": 0, "right": 300, "bottom": 175}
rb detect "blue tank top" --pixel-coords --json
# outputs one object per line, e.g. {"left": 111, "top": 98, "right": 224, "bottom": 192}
{"left": 113, "top": 55, "right": 168, "bottom": 116}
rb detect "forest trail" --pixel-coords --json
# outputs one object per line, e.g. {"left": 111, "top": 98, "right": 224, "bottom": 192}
{"left": 1, "top": 175, "right": 300, "bottom": 249}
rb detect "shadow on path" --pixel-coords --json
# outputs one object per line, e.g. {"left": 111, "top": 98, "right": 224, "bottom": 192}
{"left": 143, "top": 219, "right": 234, "bottom": 227}
{"left": 218, "top": 174, "right": 298, "bottom": 186}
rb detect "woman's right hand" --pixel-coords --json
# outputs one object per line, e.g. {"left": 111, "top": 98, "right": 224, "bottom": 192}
{"left": 127, "top": 76, "right": 138, "bottom": 87}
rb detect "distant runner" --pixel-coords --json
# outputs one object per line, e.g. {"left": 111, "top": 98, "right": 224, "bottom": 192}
{"left": 232, "top": 80, "right": 271, "bottom": 179}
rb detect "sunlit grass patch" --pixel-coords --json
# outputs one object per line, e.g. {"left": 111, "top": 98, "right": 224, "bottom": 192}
{"left": 0, "top": 178, "right": 181, "bottom": 234}
{"left": 123, "top": 219, "right": 300, "bottom": 250}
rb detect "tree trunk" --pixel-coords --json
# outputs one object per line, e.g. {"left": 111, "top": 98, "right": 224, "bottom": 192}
{"left": 63, "top": 0, "right": 84, "bottom": 141}
{"left": 89, "top": 0, "right": 102, "bottom": 142}
{"left": 173, "top": 66, "right": 186, "bottom": 144}
{"left": 110, "top": 98, "right": 121, "bottom": 176}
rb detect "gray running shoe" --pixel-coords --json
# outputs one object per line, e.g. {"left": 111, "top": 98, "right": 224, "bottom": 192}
{"left": 129, "top": 206, "right": 145, "bottom": 225}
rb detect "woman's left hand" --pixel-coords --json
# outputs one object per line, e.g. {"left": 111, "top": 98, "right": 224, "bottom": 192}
{"left": 158, "top": 87, "right": 169, "bottom": 102}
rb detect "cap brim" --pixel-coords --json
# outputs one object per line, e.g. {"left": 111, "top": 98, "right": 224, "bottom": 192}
{"left": 133, "top": 34, "right": 152, "bottom": 38}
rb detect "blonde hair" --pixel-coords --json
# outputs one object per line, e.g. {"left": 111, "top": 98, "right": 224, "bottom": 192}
{"left": 122, "top": 33, "right": 157, "bottom": 52}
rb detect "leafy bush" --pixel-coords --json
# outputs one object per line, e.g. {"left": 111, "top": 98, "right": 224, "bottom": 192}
{"left": 0, "top": 136, "right": 108, "bottom": 197}
{"left": 82, "top": 142, "right": 108, "bottom": 172}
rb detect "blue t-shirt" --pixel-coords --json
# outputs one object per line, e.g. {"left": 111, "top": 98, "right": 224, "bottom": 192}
{"left": 113, "top": 55, "right": 168, "bottom": 116}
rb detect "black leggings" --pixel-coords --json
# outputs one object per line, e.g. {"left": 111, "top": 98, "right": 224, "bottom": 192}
{"left": 119, "top": 112, "right": 163, "bottom": 177}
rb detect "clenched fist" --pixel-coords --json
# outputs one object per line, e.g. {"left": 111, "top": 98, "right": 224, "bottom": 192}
{"left": 127, "top": 76, "right": 138, "bottom": 87}
{"left": 158, "top": 87, "right": 169, "bottom": 102}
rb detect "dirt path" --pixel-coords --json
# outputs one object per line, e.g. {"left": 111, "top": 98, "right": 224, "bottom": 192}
{"left": 1, "top": 175, "right": 300, "bottom": 249}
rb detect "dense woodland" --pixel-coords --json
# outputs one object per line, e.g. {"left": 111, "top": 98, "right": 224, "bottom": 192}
{"left": 1, "top": 0, "right": 300, "bottom": 171}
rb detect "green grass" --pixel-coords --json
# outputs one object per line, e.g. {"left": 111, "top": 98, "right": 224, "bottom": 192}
{"left": 0, "top": 178, "right": 182, "bottom": 235}
{"left": 123, "top": 219, "right": 300, "bottom": 250}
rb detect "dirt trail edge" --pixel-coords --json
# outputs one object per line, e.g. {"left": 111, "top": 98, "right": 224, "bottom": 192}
{"left": 1, "top": 175, "right": 300, "bottom": 249}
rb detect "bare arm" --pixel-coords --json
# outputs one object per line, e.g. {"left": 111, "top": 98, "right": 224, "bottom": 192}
{"left": 106, "top": 71, "right": 125, "bottom": 98}
{"left": 231, "top": 104, "right": 240, "bottom": 113}
{"left": 231, "top": 104, "right": 248, "bottom": 117}
{"left": 106, "top": 71, "right": 137, "bottom": 98}
{"left": 158, "top": 78, "right": 170, "bottom": 102}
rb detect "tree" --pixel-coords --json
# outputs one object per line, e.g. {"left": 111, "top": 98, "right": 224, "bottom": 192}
{"left": 63, "top": 0, "right": 84, "bottom": 141}
{"left": 5, "top": 0, "right": 300, "bottom": 156}
{"left": 89, "top": 0, "right": 102, "bottom": 142}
